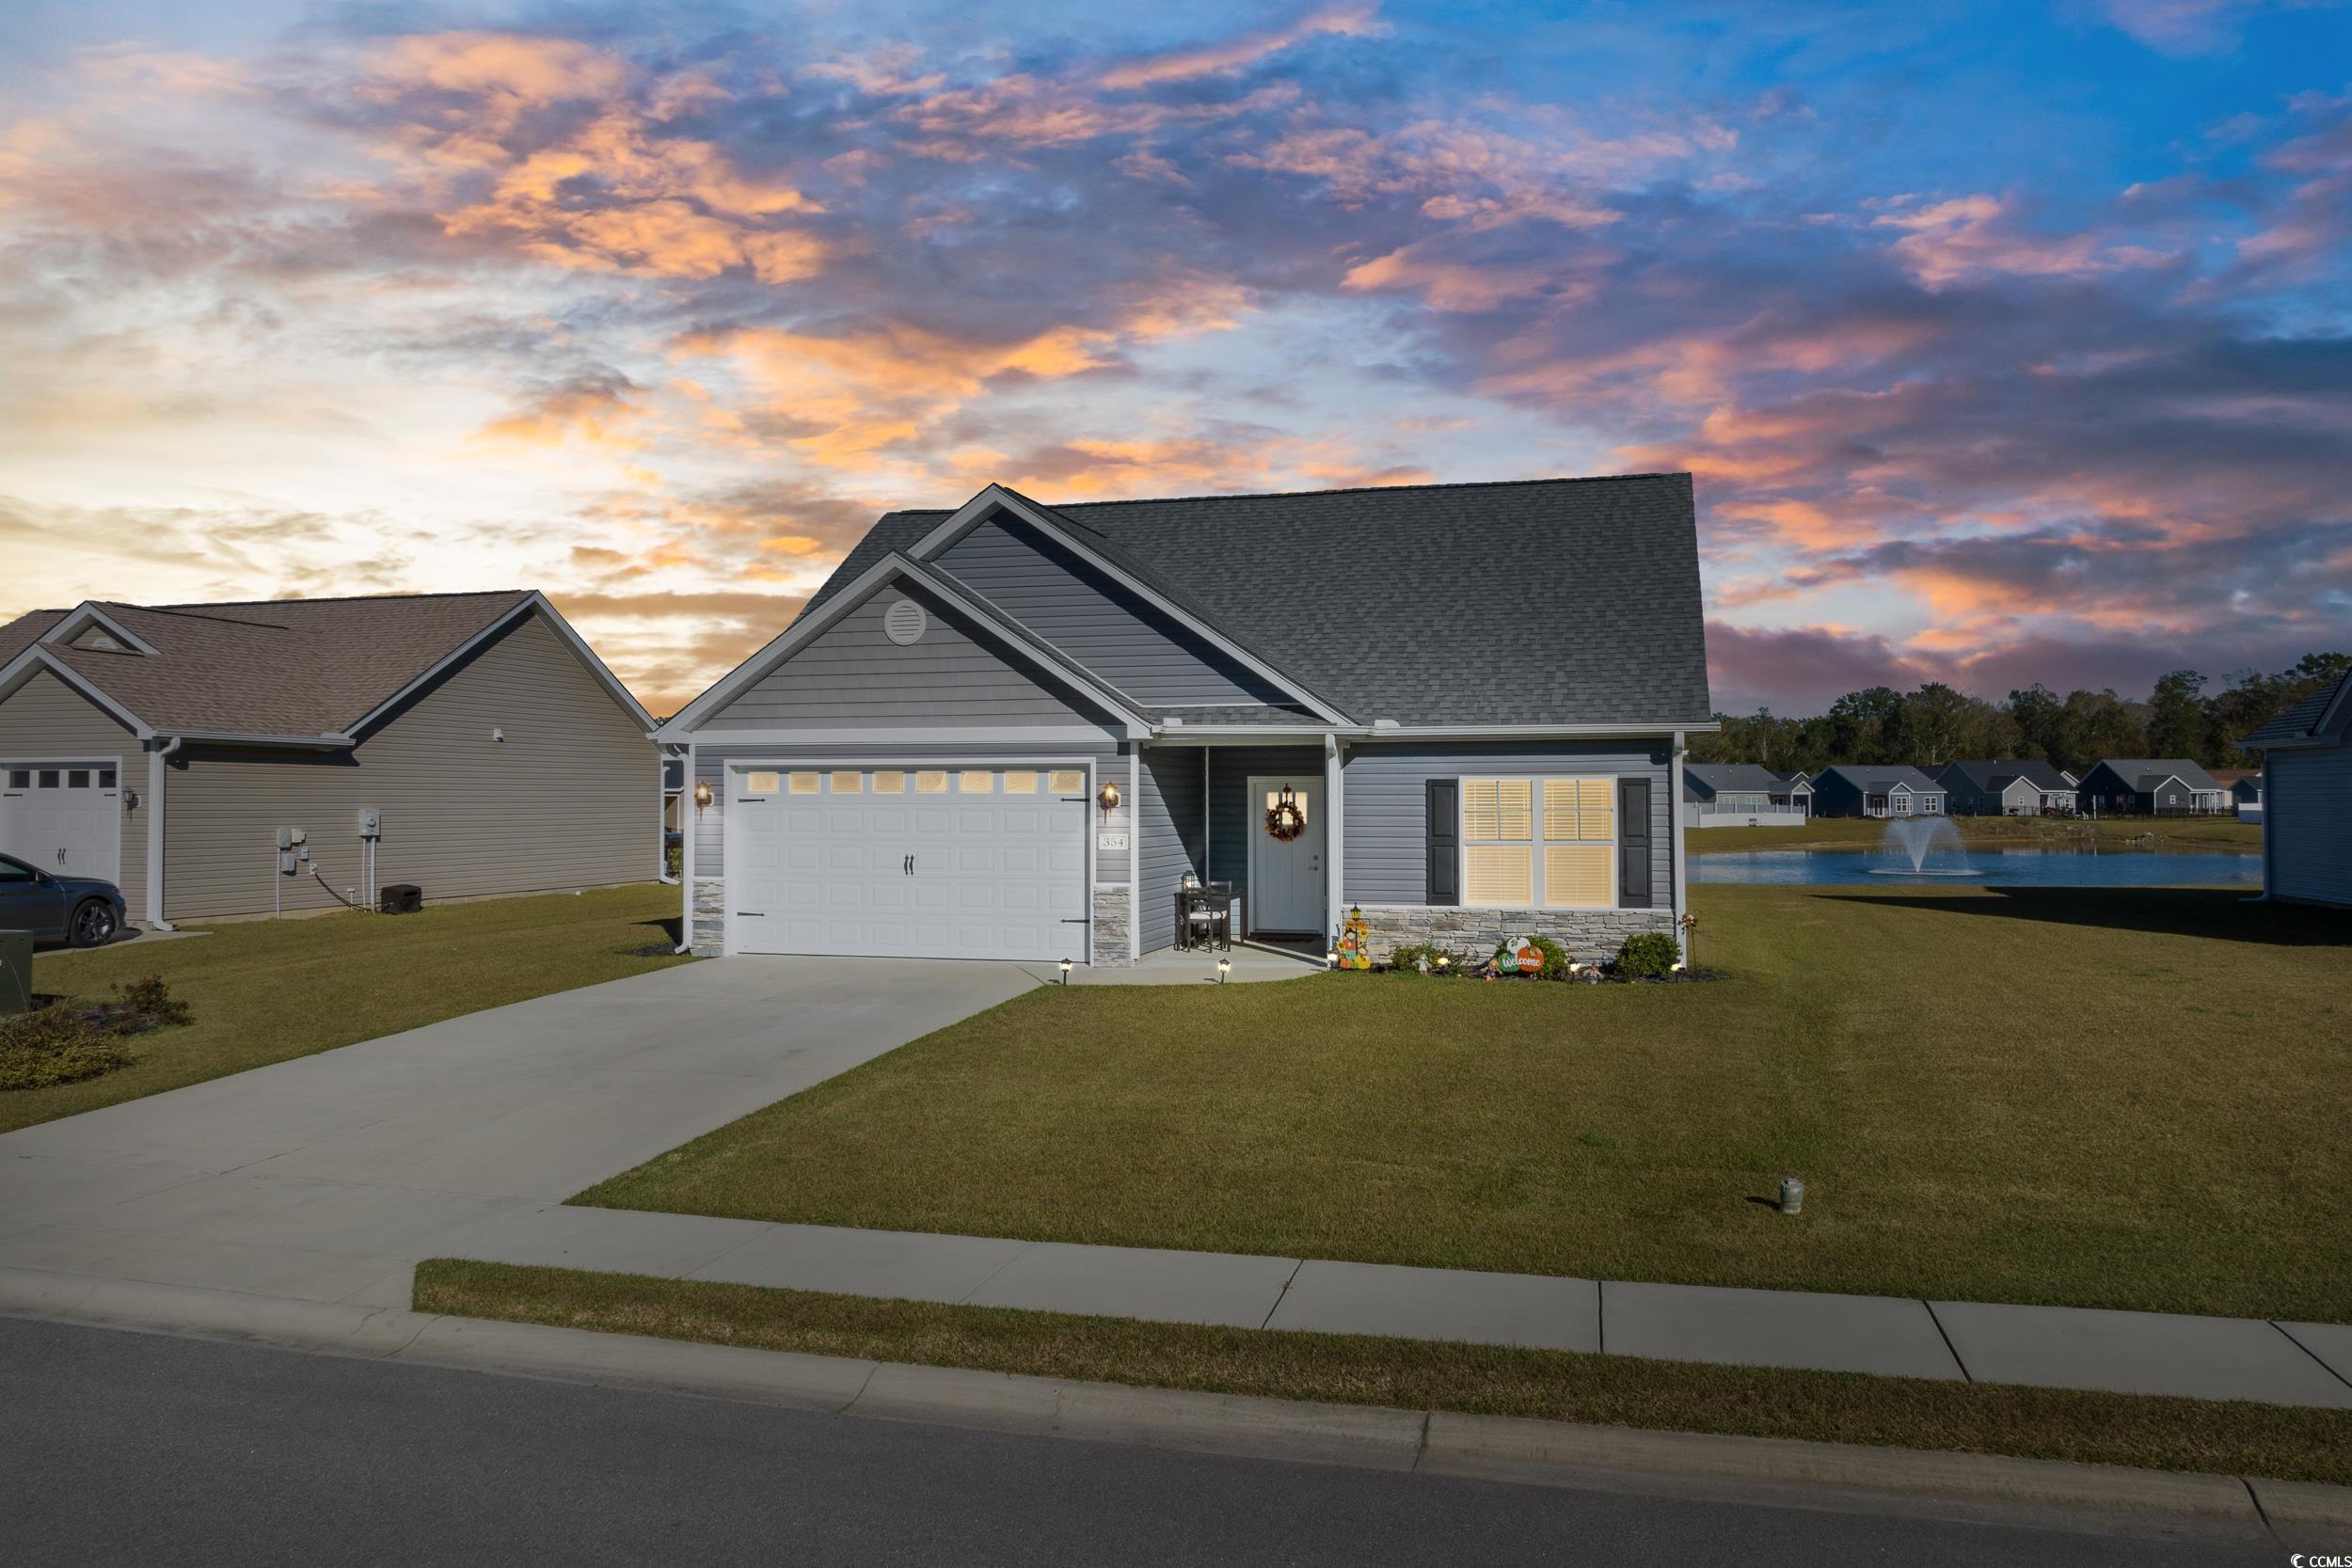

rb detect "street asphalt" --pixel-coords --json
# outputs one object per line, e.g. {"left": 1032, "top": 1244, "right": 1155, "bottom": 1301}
{"left": 0, "top": 1317, "right": 2280, "bottom": 1567}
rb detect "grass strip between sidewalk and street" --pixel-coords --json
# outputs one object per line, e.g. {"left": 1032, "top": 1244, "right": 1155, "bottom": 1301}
{"left": 414, "top": 1259, "right": 2352, "bottom": 1488}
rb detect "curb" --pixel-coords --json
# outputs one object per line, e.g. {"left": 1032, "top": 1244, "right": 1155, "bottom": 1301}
{"left": 3, "top": 1266, "right": 2344, "bottom": 1548}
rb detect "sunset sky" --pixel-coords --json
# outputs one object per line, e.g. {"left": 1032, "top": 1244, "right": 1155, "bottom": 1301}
{"left": 3, "top": 0, "right": 2346, "bottom": 716}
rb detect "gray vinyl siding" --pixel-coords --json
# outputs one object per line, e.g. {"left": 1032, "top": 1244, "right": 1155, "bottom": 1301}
{"left": 2269, "top": 745, "right": 2351, "bottom": 907}
{"left": 691, "top": 740, "right": 1127, "bottom": 890}
{"left": 1137, "top": 745, "right": 1207, "bottom": 953}
{"left": 935, "top": 515, "right": 1289, "bottom": 707}
{"left": 707, "top": 583, "right": 1121, "bottom": 730}
{"left": 1205, "top": 746, "right": 1326, "bottom": 898}
{"left": 161, "top": 613, "right": 654, "bottom": 920}
{"left": 1340, "top": 740, "right": 1674, "bottom": 909}
{"left": 0, "top": 670, "right": 148, "bottom": 921}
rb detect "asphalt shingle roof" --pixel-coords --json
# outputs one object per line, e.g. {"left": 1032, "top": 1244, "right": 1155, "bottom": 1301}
{"left": 1941, "top": 758, "right": 2073, "bottom": 793}
{"left": 2089, "top": 758, "right": 2224, "bottom": 793}
{"left": 1815, "top": 765, "right": 1947, "bottom": 793}
{"left": 0, "top": 592, "right": 532, "bottom": 736}
{"left": 1684, "top": 763, "right": 1793, "bottom": 796}
{"left": 2241, "top": 673, "right": 2348, "bottom": 749}
{"left": 805, "top": 474, "right": 1711, "bottom": 727}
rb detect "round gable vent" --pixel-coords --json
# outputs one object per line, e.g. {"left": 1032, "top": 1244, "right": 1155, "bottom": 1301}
{"left": 882, "top": 597, "right": 929, "bottom": 646}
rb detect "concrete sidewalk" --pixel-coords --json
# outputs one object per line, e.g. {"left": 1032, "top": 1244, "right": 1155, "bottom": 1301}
{"left": 444, "top": 1208, "right": 2352, "bottom": 1410}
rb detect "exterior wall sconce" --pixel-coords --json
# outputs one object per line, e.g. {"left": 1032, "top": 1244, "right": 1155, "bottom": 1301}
{"left": 1096, "top": 781, "right": 1120, "bottom": 818}
{"left": 692, "top": 781, "right": 713, "bottom": 816}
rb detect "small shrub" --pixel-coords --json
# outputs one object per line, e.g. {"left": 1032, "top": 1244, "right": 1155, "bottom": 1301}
{"left": 0, "top": 1006, "right": 138, "bottom": 1092}
{"left": 1387, "top": 942, "right": 1442, "bottom": 974}
{"left": 111, "top": 975, "right": 190, "bottom": 1029}
{"left": 1613, "top": 931, "right": 1681, "bottom": 980}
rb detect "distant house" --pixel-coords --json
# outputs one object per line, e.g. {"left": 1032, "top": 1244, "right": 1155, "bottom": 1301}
{"left": 2206, "top": 768, "right": 2263, "bottom": 822}
{"left": 1809, "top": 765, "right": 1948, "bottom": 818}
{"left": 2074, "top": 759, "right": 2230, "bottom": 816}
{"left": 1935, "top": 758, "right": 2075, "bottom": 816}
{"left": 2241, "top": 673, "right": 2349, "bottom": 907}
{"left": 0, "top": 593, "right": 658, "bottom": 929}
{"left": 1682, "top": 763, "right": 1811, "bottom": 827}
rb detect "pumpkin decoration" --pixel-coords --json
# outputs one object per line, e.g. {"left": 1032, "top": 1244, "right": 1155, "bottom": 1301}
{"left": 1264, "top": 784, "right": 1306, "bottom": 842}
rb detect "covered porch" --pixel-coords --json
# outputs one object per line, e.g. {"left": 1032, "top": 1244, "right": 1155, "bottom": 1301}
{"left": 1136, "top": 739, "right": 1338, "bottom": 958}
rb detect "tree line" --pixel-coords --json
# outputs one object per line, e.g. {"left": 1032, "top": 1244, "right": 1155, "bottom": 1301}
{"left": 1692, "top": 653, "right": 2349, "bottom": 777}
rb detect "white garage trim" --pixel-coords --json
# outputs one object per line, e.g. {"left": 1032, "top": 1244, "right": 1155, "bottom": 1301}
{"left": 0, "top": 753, "right": 124, "bottom": 885}
{"left": 721, "top": 755, "right": 1097, "bottom": 962}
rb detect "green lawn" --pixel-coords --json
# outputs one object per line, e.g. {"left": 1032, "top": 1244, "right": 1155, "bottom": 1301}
{"left": 5, "top": 885, "right": 690, "bottom": 1133}
{"left": 416, "top": 1260, "right": 2352, "bottom": 1486}
{"left": 1690, "top": 816, "right": 2263, "bottom": 854}
{"left": 578, "top": 883, "right": 2351, "bottom": 1323}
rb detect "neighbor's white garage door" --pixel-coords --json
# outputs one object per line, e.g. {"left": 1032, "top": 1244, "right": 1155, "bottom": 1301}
{"left": 0, "top": 761, "right": 123, "bottom": 881}
{"left": 726, "top": 766, "right": 1089, "bottom": 960}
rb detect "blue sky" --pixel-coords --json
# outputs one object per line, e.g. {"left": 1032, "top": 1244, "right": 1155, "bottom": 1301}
{"left": 2, "top": 0, "right": 2345, "bottom": 711}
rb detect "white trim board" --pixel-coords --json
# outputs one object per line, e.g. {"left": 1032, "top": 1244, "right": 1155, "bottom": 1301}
{"left": 39, "top": 604, "right": 161, "bottom": 657}
{"left": 0, "top": 646, "right": 151, "bottom": 738}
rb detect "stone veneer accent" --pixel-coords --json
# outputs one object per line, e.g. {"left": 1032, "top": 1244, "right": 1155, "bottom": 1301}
{"left": 1357, "top": 904, "right": 1677, "bottom": 966}
{"left": 691, "top": 878, "right": 724, "bottom": 957}
{"left": 1091, "top": 884, "right": 1133, "bottom": 967}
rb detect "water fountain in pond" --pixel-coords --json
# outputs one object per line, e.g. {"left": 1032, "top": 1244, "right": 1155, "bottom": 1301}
{"left": 1872, "top": 816, "right": 1975, "bottom": 876}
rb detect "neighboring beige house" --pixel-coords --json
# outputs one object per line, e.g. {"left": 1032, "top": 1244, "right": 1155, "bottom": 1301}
{"left": 0, "top": 592, "right": 660, "bottom": 927}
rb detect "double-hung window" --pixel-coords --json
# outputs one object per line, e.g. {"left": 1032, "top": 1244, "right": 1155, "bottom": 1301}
{"left": 1460, "top": 777, "right": 1617, "bottom": 909}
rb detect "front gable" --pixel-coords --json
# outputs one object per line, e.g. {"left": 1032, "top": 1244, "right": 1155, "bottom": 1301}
{"left": 930, "top": 510, "right": 1298, "bottom": 708}
{"left": 700, "top": 578, "right": 1125, "bottom": 735}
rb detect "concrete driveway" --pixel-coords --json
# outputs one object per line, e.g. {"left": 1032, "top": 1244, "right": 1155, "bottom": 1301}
{"left": 0, "top": 958, "right": 1038, "bottom": 1308}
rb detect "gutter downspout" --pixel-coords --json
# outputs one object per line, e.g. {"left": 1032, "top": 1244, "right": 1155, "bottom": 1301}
{"left": 676, "top": 742, "right": 697, "bottom": 953}
{"left": 1670, "top": 732, "right": 1690, "bottom": 961}
{"left": 145, "top": 736, "right": 182, "bottom": 930}
{"left": 2246, "top": 752, "right": 2273, "bottom": 903}
{"left": 658, "top": 745, "right": 683, "bottom": 886}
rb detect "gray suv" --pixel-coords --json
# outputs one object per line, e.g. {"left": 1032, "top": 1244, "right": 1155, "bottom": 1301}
{"left": 0, "top": 852, "right": 126, "bottom": 947}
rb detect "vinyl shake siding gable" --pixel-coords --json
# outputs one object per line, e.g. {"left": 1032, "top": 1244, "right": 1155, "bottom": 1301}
{"left": 707, "top": 585, "right": 1127, "bottom": 731}
{"left": 160, "top": 612, "right": 654, "bottom": 919}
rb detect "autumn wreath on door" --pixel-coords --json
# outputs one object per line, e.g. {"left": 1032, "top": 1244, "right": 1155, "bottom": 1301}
{"left": 1265, "top": 784, "right": 1306, "bottom": 841}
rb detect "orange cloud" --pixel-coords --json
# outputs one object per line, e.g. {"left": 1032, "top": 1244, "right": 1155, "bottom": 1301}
{"left": 1873, "top": 194, "right": 2174, "bottom": 288}
{"left": 1097, "top": 2, "right": 1385, "bottom": 90}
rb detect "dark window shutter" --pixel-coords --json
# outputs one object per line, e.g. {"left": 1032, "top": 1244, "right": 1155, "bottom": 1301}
{"left": 1425, "top": 779, "right": 1457, "bottom": 905}
{"left": 1618, "top": 777, "right": 1653, "bottom": 909}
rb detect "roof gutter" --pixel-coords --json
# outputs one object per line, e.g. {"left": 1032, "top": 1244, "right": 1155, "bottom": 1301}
{"left": 145, "top": 736, "right": 183, "bottom": 931}
{"left": 164, "top": 731, "right": 358, "bottom": 750}
{"left": 1150, "top": 721, "right": 1721, "bottom": 741}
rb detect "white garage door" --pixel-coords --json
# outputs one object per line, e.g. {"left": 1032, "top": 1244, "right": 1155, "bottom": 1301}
{"left": 0, "top": 761, "right": 123, "bottom": 882}
{"left": 727, "top": 766, "right": 1089, "bottom": 960}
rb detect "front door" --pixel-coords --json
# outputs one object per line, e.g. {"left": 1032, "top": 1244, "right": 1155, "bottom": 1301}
{"left": 1248, "top": 776, "right": 1324, "bottom": 937}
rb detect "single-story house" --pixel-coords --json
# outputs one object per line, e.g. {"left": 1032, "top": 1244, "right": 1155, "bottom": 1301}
{"left": 1808, "top": 765, "right": 1948, "bottom": 818}
{"left": 0, "top": 593, "right": 659, "bottom": 928}
{"left": 1935, "top": 758, "right": 2075, "bottom": 816}
{"left": 2074, "top": 758, "right": 2230, "bottom": 816}
{"left": 2241, "top": 672, "right": 2348, "bottom": 908}
{"left": 2206, "top": 768, "right": 2263, "bottom": 821}
{"left": 1682, "top": 763, "right": 1810, "bottom": 827}
{"left": 658, "top": 475, "right": 1713, "bottom": 966}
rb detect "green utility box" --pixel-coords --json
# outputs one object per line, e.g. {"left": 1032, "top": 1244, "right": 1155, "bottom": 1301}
{"left": 0, "top": 929, "right": 32, "bottom": 1016}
